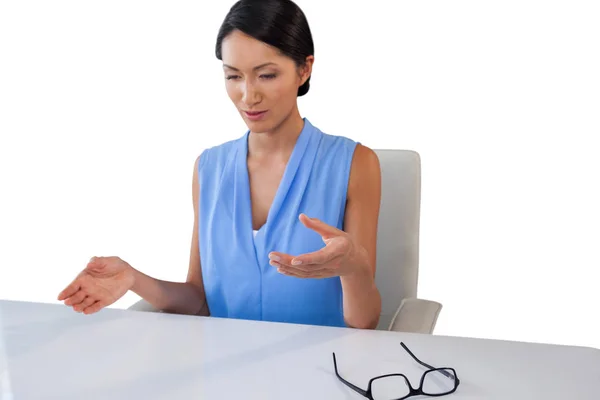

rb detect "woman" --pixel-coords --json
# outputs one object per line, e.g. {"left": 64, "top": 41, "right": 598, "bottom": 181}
{"left": 58, "top": 0, "right": 382, "bottom": 329}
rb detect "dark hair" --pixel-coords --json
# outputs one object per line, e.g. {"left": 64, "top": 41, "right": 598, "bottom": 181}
{"left": 215, "top": 0, "right": 314, "bottom": 97}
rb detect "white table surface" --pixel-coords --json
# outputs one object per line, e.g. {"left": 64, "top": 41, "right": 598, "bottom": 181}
{"left": 1, "top": 299, "right": 599, "bottom": 400}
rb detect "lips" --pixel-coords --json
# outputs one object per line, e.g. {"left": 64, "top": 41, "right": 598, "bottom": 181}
{"left": 243, "top": 110, "right": 268, "bottom": 121}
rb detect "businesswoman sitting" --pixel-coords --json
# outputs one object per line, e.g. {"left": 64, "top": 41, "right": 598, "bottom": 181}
{"left": 58, "top": 0, "right": 382, "bottom": 329}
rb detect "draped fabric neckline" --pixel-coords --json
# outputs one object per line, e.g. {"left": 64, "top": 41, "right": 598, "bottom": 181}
{"left": 234, "top": 118, "right": 319, "bottom": 271}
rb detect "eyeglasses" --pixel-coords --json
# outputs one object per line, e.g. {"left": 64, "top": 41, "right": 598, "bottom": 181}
{"left": 332, "top": 342, "right": 460, "bottom": 400}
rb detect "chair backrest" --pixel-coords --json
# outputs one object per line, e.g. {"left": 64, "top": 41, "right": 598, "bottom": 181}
{"left": 373, "top": 149, "right": 421, "bottom": 330}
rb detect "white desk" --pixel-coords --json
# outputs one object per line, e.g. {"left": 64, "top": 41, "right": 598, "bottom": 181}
{"left": 1, "top": 299, "right": 599, "bottom": 399}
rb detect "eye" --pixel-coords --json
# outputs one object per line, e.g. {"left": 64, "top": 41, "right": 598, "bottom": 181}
{"left": 260, "top": 73, "right": 277, "bottom": 80}
{"left": 225, "top": 75, "right": 240, "bottom": 80}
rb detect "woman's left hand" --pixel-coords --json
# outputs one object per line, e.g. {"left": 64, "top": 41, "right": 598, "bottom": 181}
{"left": 268, "top": 214, "right": 367, "bottom": 279}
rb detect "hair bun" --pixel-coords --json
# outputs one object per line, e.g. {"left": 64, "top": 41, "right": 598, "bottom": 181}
{"left": 298, "top": 77, "right": 310, "bottom": 97}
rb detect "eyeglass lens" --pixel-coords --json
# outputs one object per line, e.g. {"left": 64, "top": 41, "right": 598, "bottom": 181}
{"left": 370, "top": 368, "right": 456, "bottom": 400}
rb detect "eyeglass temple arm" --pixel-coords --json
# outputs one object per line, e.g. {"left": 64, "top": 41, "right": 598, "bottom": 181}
{"left": 332, "top": 353, "right": 368, "bottom": 397}
{"left": 400, "top": 342, "right": 455, "bottom": 380}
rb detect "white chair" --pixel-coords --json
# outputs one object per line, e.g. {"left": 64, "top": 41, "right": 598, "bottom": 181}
{"left": 373, "top": 149, "right": 441, "bottom": 334}
{"left": 130, "top": 149, "right": 442, "bottom": 334}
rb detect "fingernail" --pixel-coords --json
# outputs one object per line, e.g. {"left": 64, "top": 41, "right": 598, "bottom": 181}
{"left": 269, "top": 254, "right": 280, "bottom": 262}
{"left": 291, "top": 259, "right": 302, "bottom": 265}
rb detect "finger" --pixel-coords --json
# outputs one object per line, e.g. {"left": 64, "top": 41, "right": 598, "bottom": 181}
{"left": 268, "top": 252, "right": 295, "bottom": 266}
{"left": 269, "top": 244, "right": 338, "bottom": 267}
{"left": 58, "top": 282, "right": 80, "bottom": 301}
{"left": 298, "top": 214, "right": 343, "bottom": 239}
{"left": 269, "top": 259, "right": 328, "bottom": 274}
{"left": 73, "top": 295, "right": 96, "bottom": 313}
{"left": 290, "top": 248, "right": 336, "bottom": 266}
{"left": 277, "top": 266, "right": 331, "bottom": 279}
{"left": 63, "top": 290, "right": 87, "bottom": 306}
{"left": 82, "top": 300, "right": 107, "bottom": 315}
{"left": 85, "top": 256, "right": 106, "bottom": 271}
{"left": 58, "top": 256, "right": 102, "bottom": 301}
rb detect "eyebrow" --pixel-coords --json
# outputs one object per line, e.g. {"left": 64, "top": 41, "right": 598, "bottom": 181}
{"left": 223, "top": 62, "right": 278, "bottom": 71}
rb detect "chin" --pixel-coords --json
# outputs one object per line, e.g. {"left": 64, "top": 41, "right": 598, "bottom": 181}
{"left": 243, "top": 118, "right": 273, "bottom": 133}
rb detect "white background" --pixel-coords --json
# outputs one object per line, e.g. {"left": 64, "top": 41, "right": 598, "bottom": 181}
{"left": 1, "top": 1, "right": 598, "bottom": 349}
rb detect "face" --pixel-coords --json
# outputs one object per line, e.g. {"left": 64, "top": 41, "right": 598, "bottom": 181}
{"left": 221, "top": 30, "right": 312, "bottom": 133}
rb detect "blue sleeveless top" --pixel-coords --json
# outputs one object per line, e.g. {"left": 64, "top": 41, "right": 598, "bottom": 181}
{"left": 197, "top": 118, "right": 358, "bottom": 327}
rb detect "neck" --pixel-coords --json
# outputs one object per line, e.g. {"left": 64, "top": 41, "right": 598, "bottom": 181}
{"left": 247, "top": 107, "right": 305, "bottom": 160}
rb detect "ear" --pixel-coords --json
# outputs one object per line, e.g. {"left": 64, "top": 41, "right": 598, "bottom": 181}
{"left": 298, "top": 55, "right": 314, "bottom": 86}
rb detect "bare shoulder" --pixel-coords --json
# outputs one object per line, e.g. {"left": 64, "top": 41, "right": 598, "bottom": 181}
{"left": 343, "top": 143, "right": 381, "bottom": 271}
{"left": 348, "top": 144, "right": 381, "bottom": 194}
{"left": 345, "top": 143, "right": 382, "bottom": 224}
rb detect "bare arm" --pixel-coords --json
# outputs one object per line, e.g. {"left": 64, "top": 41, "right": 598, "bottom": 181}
{"left": 129, "top": 155, "right": 208, "bottom": 316}
{"left": 339, "top": 144, "right": 382, "bottom": 329}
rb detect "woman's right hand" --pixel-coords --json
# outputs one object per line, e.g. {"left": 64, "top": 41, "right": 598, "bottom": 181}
{"left": 58, "top": 256, "right": 135, "bottom": 315}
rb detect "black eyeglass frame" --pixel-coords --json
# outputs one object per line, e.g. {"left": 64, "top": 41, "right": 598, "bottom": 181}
{"left": 332, "top": 342, "right": 460, "bottom": 400}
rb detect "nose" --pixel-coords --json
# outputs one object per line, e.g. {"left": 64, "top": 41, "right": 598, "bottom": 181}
{"left": 241, "top": 79, "right": 261, "bottom": 106}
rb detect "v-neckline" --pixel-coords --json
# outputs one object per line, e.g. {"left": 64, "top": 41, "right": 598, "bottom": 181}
{"left": 237, "top": 118, "right": 313, "bottom": 240}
